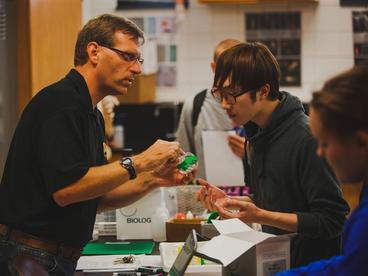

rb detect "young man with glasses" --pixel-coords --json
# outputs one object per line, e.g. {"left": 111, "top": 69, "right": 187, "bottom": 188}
{"left": 197, "top": 42, "right": 349, "bottom": 268}
{"left": 0, "top": 14, "right": 191, "bottom": 276}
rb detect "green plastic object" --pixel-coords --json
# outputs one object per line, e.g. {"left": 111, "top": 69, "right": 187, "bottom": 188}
{"left": 177, "top": 152, "right": 198, "bottom": 173}
{"left": 207, "top": 212, "right": 219, "bottom": 223}
{"left": 82, "top": 241, "right": 155, "bottom": 255}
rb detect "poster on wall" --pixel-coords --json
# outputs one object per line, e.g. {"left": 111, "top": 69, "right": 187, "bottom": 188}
{"left": 245, "top": 12, "right": 301, "bottom": 87}
{"left": 129, "top": 16, "right": 178, "bottom": 87}
{"left": 352, "top": 11, "right": 368, "bottom": 65}
{"left": 341, "top": 0, "right": 368, "bottom": 6}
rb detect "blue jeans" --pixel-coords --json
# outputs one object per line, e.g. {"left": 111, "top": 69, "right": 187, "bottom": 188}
{"left": 0, "top": 236, "right": 78, "bottom": 276}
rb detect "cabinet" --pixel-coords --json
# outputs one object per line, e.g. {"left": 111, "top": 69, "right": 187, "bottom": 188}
{"left": 17, "top": 0, "right": 81, "bottom": 115}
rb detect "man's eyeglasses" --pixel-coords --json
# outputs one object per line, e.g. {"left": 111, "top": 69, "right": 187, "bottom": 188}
{"left": 211, "top": 87, "right": 254, "bottom": 104}
{"left": 101, "top": 45, "right": 144, "bottom": 65}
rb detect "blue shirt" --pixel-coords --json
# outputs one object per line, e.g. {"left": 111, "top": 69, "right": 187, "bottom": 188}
{"left": 276, "top": 185, "right": 368, "bottom": 276}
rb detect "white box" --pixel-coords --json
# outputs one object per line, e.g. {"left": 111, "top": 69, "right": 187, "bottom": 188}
{"left": 159, "top": 241, "right": 222, "bottom": 276}
{"left": 223, "top": 235, "right": 291, "bottom": 276}
{"left": 116, "top": 188, "right": 178, "bottom": 240}
{"left": 197, "top": 219, "right": 291, "bottom": 276}
{"left": 116, "top": 189, "right": 161, "bottom": 240}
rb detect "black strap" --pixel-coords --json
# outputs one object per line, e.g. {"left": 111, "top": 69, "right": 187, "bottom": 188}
{"left": 191, "top": 89, "right": 207, "bottom": 129}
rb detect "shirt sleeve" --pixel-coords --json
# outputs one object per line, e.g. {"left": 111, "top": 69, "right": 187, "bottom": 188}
{"left": 176, "top": 96, "right": 195, "bottom": 153}
{"left": 35, "top": 108, "right": 90, "bottom": 195}
{"left": 276, "top": 208, "right": 368, "bottom": 276}
{"left": 295, "top": 135, "right": 349, "bottom": 239}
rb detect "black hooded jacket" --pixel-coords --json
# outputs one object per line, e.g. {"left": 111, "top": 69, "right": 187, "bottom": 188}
{"left": 244, "top": 91, "right": 349, "bottom": 267}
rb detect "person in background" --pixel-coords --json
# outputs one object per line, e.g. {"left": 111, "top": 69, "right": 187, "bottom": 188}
{"left": 97, "top": 95, "right": 120, "bottom": 160}
{"left": 0, "top": 14, "right": 192, "bottom": 276}
{"left": 176, "top": 38, "right": 245, "bottom": 179}
{"left": 275, "top": 65, "right": 368, "bottom": 275}
{"left": 197, "top": 42, "right": 349, "bottom": 267}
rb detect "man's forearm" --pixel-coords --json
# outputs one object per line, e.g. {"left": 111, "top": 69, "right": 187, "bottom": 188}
{"left": 97, "top": 172, "right": 159, "bottom": 213}
{"left": 52, "top": 161, "right": 132, "bottom": 207}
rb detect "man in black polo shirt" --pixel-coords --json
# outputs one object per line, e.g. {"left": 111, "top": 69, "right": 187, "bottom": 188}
{"left": 0, "top": 15, "right": 188, "bottom": 276}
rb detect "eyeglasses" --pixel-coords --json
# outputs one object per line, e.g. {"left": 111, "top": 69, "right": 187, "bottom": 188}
{"left": 101, "top": 45, "right": 144, "bottom": 65}
{"left": 211, "top": 87, "right": 254, "bottom": 104}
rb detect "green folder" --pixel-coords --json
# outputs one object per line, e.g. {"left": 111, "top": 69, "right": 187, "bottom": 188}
{"left": 82, "top": 241, "right": 155, "bottom": 255}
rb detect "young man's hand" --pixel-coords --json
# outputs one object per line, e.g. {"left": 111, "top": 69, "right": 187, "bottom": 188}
{"left": 196, "top": 179, "right": 227, "bottom": 211}
{"left": 215, "top": 197, "right": 262, "bottom": 223}
{"left": 227, "top": 134, "right": 246, "bottom": 159}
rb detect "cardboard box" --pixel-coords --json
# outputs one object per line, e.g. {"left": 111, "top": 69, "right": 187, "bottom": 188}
{"left": 223, "top": 235, "right": 291, "bottom": 276}
{"left": 197, "top": 219, "right": 291, "bottom": 276}
{"left": 166, "top": 219, "right": 203, "bottom": 242}
{"left": 117, "top": 73, "right": 156, "bottom": 104}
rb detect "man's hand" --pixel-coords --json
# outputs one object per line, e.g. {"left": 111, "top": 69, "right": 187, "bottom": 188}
{"left": 152, "top": 159, "right": 195, "bottom": 187}
{"left": 134, "top": 140, "right": 184, "bottom": 173}
{"left": 196, "top": 179, "right": 227, "bottom": 211}
{"left": 227, "top": 134, "right": 246, "bottom": 159}
{"left": 215, "top": 197, "right": 261, "bottom": 223}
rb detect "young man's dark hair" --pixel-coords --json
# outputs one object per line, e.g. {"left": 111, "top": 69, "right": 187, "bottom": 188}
{"left": 74, "top": 14, "right": 144, "bottom": 66}
{"left": 213, "top": 42, "right": 280, "bottom": 101}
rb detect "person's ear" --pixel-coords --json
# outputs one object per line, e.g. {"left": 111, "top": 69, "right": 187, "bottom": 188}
{"left": 258, "top": 84, "right": 270, "bottom": 101}
{"left": 86, "top": 42, "right": 100, "bottom": 65}
{"left": 355, "top": 130, "right": 368, "bottom": 150}
{"left": 210, "top": 61, "right": 216, "bottom": 74}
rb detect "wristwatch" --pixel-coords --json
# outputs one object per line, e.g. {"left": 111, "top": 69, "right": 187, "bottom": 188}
{"left": 119, "top": 157, "right": 137, "bottom": 180}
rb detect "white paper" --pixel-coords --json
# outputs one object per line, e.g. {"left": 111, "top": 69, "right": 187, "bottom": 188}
{"left": 202, "top": 130, "right": 245, "bottom": 187}
{"left": 138, "top": 255, "right": 162, "bottom": 267}
{"left": 212, "top": 218, "right": 253, "bottom": 234}
{"left": 197, "top": 235, "right": 254, "bottom": 267}
{"left": 141, "top": 39, "right": 158, "bottom": 75}
{"left": 76, "top": 254, "right": 140, "bottom": 271}
{"left": 196, "top": 219, "right": 276, "bottom": 267}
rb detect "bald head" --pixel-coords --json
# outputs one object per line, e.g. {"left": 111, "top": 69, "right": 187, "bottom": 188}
{"left": 213, "top": 39, "right": 241, "bottom": 63}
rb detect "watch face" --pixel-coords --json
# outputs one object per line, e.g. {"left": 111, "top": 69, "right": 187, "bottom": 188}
{"left": 122, "top": 157, "right": 132, "bottom": 166}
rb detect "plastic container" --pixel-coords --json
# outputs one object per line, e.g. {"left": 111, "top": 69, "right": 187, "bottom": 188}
{"left": 150, "top": 188, "right": 170, "bottom": 242}
{"left": 151, "top": 207, "right": 169, "bottom": 242}
{"left": 112, "top": 125, "right": 124, "bottom": 149}
{"left": 177, "top": 152, "right": 198, "bottom": 174}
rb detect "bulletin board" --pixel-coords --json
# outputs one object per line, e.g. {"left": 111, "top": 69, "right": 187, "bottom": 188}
{"left": 245, "top": 12, "right": 301, "bottom": 87}
{"left": 352, "top": 11, "right": 368, "bottom": 65}
{"left": 129, "top": 16, "right": 178, "bottom": 87}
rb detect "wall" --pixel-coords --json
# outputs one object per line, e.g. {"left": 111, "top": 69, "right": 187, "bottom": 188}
{"left": 83, "top": 0, "right": 365, "bottom": 103}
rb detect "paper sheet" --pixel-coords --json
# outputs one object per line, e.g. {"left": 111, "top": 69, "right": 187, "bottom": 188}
{"left": 76, "top": 254, "right": 162, "bottom": 272}
{"left": 202, "top": 130, "right": 245, "bottom": 186}
{"left": 196, "top": 219, "right": 276, "bottom": 267}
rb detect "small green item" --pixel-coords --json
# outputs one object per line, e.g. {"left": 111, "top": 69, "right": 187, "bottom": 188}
{"left": 177, "top": 152, "right": 198, "bottom": 173}
{"left": 207, "top": 212, "right": 219, "bottom": 223}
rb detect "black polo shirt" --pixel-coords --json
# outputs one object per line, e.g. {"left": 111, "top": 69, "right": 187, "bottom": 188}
{"left": 0, "top": 69, "right": 107, "bottom": 248}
